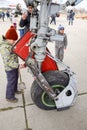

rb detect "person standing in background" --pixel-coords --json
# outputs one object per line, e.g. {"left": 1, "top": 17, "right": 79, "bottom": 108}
{"left": 19, "top": 2, "right": 34, "bottom": 34}
{"left": 2, "top": 11, "right": 5, "bottom": 22}
{"left": 50, "top": 14, "right": 57, "bottom": 25}
{"left": 68, "top": 10, "right": 75, "bottom": 25}
{"left": 55, "top": 25, "right": 68, "bottom": 61}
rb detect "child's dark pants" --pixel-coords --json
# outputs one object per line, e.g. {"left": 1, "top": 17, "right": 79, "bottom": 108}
{"left": 6, "top": 68, "right": 18, "bottom": 99}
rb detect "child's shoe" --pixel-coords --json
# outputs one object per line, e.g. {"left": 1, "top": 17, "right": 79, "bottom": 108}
{"left": 6, "top": 97, "right": 18, "bottom": 103}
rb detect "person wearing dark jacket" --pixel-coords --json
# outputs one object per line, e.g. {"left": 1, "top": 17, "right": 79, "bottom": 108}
{"left": 50, "top": 14, "right": 56, "bottom": 25}
{"left": 19, "top": 2, "right": 34, "bottom": 33}
{"left": 68, "top": 10, "right": 75, "bottom": 25}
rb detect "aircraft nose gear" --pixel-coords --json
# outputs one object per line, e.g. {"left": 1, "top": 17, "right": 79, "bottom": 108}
{"left": 30, "top": 67, "right": 78, "bottom": 110}
{"left": 12, "top": 0, "right": 82, "bottom": 110}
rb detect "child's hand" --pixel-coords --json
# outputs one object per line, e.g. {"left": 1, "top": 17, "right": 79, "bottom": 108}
{"left": 21, "top": 12, "right": 27, "bottom": 20}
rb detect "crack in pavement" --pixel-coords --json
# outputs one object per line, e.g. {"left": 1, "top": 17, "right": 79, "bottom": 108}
{"left": 0, "top": 92, "right": 87, "bottom": 112}
{"left": 78, "top": 92, "right": 87, "bottom": 96}
{"left": 0, "top": 103, "right": 34, "bottom": 112}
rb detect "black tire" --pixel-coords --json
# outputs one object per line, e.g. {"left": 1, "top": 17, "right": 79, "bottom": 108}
{"left": 31, "top": 70, "right": 69, "bottom": 110}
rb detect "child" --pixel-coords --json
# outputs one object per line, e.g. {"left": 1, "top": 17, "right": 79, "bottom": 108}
{"left": 55, "top": 25, "right": 68, "bottom": 61}
{"left": 0, "top": 26, "right": 21, "bottom": 103}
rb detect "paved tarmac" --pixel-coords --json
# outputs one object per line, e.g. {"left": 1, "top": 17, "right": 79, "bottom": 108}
{"left": 0, "top": 16, "right": 87, "bottom": 130}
